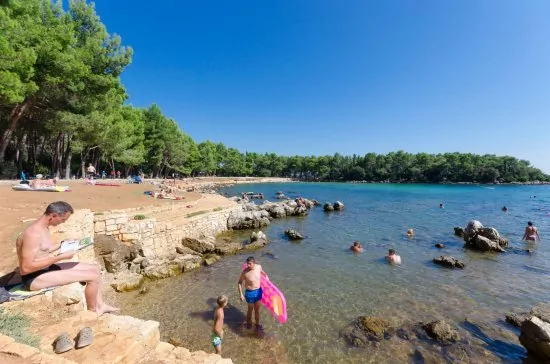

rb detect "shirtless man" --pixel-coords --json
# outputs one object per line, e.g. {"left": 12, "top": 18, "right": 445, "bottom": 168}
{"left": 350, "top": 241, "right": 364, "bottom": 253}
{"left": 385, "top": 249, "right": 402, "bottom": 264}
{"left": 523, "top": 221, "right": 540, "bottom": 242}
{"left": 16, "top": 201, "right": 117, "bottom": 315}
{"left": 238, "top": 256, "right": 268, "bottom": 328}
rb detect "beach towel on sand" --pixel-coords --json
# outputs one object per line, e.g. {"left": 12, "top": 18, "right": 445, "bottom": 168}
{"left": 0, "top": 284, "right": 56, "bottom": 304}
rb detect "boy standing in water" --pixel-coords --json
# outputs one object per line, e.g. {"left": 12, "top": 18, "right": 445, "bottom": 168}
{"left": 212, "top": 295, "right": 228, "bottom": 355}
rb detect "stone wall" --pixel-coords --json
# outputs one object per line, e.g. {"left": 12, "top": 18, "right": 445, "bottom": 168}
{"left": 50, "top": 208, "right": 96, "bottom": 263}
{"left": 92, "top": 204, "right": 242, "bottom": 260}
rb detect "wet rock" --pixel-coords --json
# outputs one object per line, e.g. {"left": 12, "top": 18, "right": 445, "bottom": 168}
{"left": 472, "top": 235, "right": 506, "bottom": 253}
{"left": 175, "top": 246, "right": 201, "bottom": 256}
{"left": 340, "top": 316, "right": 391, "bottom": 347}
{"left": 250, "top": 231, "right": 267, "bottom": 242}
{"left": 433, "top": 256, "right": 465, "bottom": 269}
{"left": 261, "top": 251, "right": 278, "bottom": 260}
{"left": 333, "top": 201, "right": 345, "bottom": 210}
{"left": 181, "top": 237, "right": 216, "bottom": 254}
{"left": 284, "top": 229, "right": 304, "bottom": 240}
{"left": 520, "top": 316, "right": 550, "bottom": 359}
{"left": 462, "top": 220, "right": 507, "bottom": 252}
{"left": 435, "top": 243, "right": 445, "bottom": 249}
{"left": 530, "top": 303, "right": 550, "bottom": 323}
{"left": 506, "top": 312, "right": 529, "bottom": 328}
{"left": 454, "top": 227, "right": 465, "bottom": 238}
{"left": 422, "top": 320, "right": 460, "bottom": 343}
{"left": 323, "top": 203, "right": 334, "bottom": 211}
{"left": 204, "top": 254, "right": 221, "bottom": 266}
{"left": 110, "top": 271, "right": 145, "bottom": 292}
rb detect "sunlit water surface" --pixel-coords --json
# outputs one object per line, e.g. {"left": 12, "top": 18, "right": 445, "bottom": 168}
{"left": 116, "top": 183, "right": 550, "bottom": 363}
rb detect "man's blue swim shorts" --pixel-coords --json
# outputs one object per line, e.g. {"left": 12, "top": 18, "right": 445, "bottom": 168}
{"left": 244, "top": 287, "right": 263, "bottom": 304}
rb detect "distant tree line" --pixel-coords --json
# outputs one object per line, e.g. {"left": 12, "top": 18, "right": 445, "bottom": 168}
{"left": 1, "top": 1, "right": 548, "bottom": 183}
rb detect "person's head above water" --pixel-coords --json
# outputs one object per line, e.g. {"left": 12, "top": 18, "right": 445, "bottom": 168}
{"left": 528, "top": 221, "right": 533, "bottom": 227}
{"left": 388, "top": 249, "right": 396, "bottom": 255}
{"left": 353, "top": 241, "right": 359, "bottom": 247}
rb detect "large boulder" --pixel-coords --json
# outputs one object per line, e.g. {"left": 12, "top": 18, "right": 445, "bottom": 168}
{"left": 520, "top": 316, "right": 550, "bottom": 359}
{"left": 461, "top": 220, "right": 507, "bottom": 252}
{"left": 433, "top": 256, "right": 465, "bottom": 269}
{"left": 333, "top": 201, "right": 345, "bottom": 210}
{"left": 181, "top": 237, "right": 216, "bottom": 254}
{"left": 94, "top": 235, "right": 140, "bottom": 273}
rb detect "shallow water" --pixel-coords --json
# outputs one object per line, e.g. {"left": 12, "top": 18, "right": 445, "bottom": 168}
{"left": 117, "top": 183, "right": 550, "bottom": 363}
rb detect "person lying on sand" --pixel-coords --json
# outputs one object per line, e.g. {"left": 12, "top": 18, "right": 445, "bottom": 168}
{"left": 16, "top": 201, "right": 118, "bottom": 315}
{"left": 31, "top": 175, "right": 57, "bottom": 189}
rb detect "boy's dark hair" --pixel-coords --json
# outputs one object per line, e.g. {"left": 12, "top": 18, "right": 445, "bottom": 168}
{"left": 388, "top": 249, "right": 396, "bottom": 254}
{"left": 246, "top": 256, "right": 255, "bottom": 263}
{"left": 528, "top": 221, "right": 533, "bottom": 226}
{"left": 45, "top": 201, "right": 74, "bottom": 216}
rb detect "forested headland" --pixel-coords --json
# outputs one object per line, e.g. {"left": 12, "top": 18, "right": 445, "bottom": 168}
{"left": 1, "top": 1, "right": 548, "bottom": 184}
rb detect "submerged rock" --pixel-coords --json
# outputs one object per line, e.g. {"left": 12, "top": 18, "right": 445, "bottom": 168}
{"left": 433, "top": 255, "right": 465, "bottom": 269}
{"left": 110, "top": 271, "right": 145, "bottom": 292}
{"left": 323, "top": 203, "right": 334, "bottom": 211}
{"left": 506, "top": 312, "right": 529, "bottom": 328}
{"left": 422, "top": 320, "right": 460, "bottom": 343}
{"left": 453, "top": 227, "right": 465, "bottom": 238}
{"left": 435, "top": 243, "right": 445, "bottom": 249}
{"left": 333, "top": 201, "right": 345, "bottom": 210}
{"left": 340, "top": 316, "right": 391, "bottom": 347}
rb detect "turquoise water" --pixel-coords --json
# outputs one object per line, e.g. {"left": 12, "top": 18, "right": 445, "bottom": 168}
{"left": 117, "top": 183, "right": 550, "bottom": 363}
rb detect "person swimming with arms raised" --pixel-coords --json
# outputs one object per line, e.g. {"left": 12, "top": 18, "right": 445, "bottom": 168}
{"left": 522, "top": 221, "right": 540, "bottom": 242}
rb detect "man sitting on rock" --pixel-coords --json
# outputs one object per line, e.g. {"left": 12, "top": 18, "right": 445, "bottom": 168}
{"left": 16, "top": 201, "right": 118, "bottom": 315}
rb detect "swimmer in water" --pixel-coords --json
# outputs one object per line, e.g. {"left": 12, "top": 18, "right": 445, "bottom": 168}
{"left": 407, "top": 229, "right": 414, "bottom": 237}
{"left": 349, "top": 241, "right": 364, "bottom": 253}
{"left": 385, "top": 249, "right": 402, "bottom": 264}
{"left": 502, "top": 206, "right": 508, "bottom": 212}
{"left": 522, "top": 221, "right": 540, "bottom": 242}
{"left": 439, "top": 203, "right": 444, "bottom": 209}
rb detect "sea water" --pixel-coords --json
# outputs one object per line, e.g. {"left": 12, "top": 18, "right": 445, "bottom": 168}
{"left": 116, "top": 183, "right": 550, "bottom": 363}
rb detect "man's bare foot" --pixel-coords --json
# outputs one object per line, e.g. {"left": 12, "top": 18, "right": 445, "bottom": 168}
{"left": 94, "top": 303, "right": 119, "bottom": 315}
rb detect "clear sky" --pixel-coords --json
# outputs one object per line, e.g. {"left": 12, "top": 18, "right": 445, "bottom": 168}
{"left": 93, "top": 0, "right": 550, "bottom": 172}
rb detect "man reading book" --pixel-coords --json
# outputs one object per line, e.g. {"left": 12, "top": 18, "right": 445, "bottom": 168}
{"left": 16, "top": 201, "right": 118, "bottom": 315}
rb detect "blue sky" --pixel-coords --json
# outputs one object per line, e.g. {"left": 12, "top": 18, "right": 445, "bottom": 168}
{"left": 94, "top": 1, "right": 550, "bottom": 172}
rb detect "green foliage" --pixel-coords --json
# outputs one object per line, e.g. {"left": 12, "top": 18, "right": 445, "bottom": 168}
{"left": 213, "top": 207, "right": 223, "bottom": 212}
{"left": 134, "top": 214, "right": 146, "bottom": 220}
{"left": 0, "top": 307, "right": 40, "bottom": 347}
{"left": 0, "top": 0, "right": 547, "bottom": 184}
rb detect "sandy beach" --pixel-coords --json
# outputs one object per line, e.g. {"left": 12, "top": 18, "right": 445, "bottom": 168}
{"left": 0, "top": 177, "right": 292, "bottom": 273}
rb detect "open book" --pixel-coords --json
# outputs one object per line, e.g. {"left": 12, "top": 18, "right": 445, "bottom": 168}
{"left": 59, "top": 237, "right": 94, "bottom": 254}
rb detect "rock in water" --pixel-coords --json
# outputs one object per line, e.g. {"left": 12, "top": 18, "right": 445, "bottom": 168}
{"left": 284, "top": 229, "right": 304, "bottom": 240}
{"left": 433, "top": 256, "right": 465, "bottom": 269}
{"left": 435, "top": 243, "right": 445, "bottom": 249}
{"left": 323, "top": 203, "right": 334, "bottom": 211}
{"left": 453, "top": 227, "right": 465, "bottom": 238}
{"left": 520, "top": 316, "right": 550, "bottom": 359}
{"left": 340, "top": 316, "right": 391, "bottom": 347}
{"left": 422, "top": 320, "right": 460, "bottom": 343}
{"left": 333, "top": 201, "right": 345, "bottom": 210}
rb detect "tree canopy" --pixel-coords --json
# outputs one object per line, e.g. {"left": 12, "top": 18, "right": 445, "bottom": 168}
{"left": 0, "top": 0, "right": 548, "bottom": 184}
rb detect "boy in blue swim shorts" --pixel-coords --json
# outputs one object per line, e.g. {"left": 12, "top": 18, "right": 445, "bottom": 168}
{"left": 212, "top": 295, "right": 228, "bottom": 355}
{"left": 238, "top": 256, "right": 269, "bottom": 329}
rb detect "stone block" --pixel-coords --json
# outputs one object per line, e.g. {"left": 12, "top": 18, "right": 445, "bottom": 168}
{"left": 122, "top": 233, "right": 138, "bottom": 242}
{"left": 105, "top": 218, "right": 116, "bottom": 226}
{"left": 155, "top": 341, "right": 175, "bottom": 356}
{"left": 0, "top": 334, "right": 15, "bottom": 350}
{"left": 1, "top": 341, "right": 40, "bottom": 358}
{"left": 116, "top": 217, "right": 129, "bottom": 224}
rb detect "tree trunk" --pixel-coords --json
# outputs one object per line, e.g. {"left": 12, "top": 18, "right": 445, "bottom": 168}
{"left": 16, "top": 132, "right": 27, "bottom": 174}
{"left": 64, "top": 136, "right": 72, "bottom": 180}
{"left": 0, "top": 100, "right": 31, "bottom": 163}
